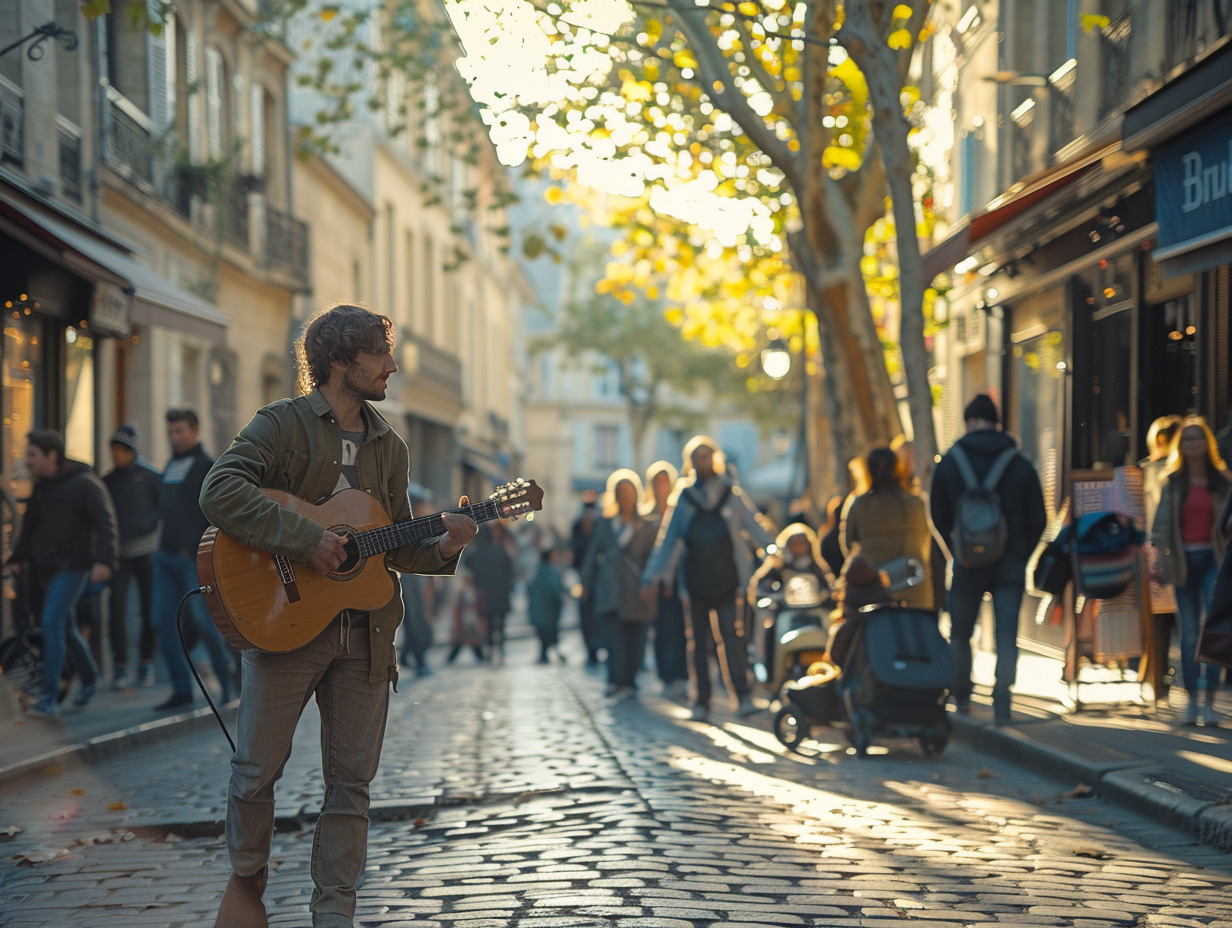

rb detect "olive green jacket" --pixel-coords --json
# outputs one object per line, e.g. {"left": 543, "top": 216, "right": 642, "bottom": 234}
{"left": 199, "top": 390, "right": 458, "bottom": 685}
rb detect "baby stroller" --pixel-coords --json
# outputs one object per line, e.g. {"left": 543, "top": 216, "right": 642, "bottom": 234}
{"left": 774, "top": 604, "right": 952, "bottom": 757}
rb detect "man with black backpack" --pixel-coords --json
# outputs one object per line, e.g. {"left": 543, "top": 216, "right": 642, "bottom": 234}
{"left": 930, "top": 394, "right": 1046, "bottom": 725}
{"left": 641, "top": 435, "right": 776, "bottom": 721}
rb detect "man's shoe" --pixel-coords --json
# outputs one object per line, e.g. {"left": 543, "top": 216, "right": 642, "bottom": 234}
{"left": 1179, "top": 698, "right": 1201, "bottom": 726}
{"left": 736, "top": 697, "right": 760, "bottom": 718}
{"left": 1201, "top": 706, "right": 1221, "bottom": 727}
{"left": 110, "top": 667, "right": 131, "bottom": 690}
{"left": 71, "top": 683, "right": 97, "bottom": 708}
{"left": 25, "top": 700, "right": 59, "bottom": 719}
{"left": 154, "top": 693, "right": 194, "bottom": 712}
{"left": 689, "top": 704, "right": 709, "bottom": 721}
{"left": 137, "top": 663, "right": 155, "bottom": 687}
{"left": 212, "top": 868, "right": 268, "bottom": 928}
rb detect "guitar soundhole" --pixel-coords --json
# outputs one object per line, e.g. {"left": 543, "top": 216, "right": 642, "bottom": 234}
{"left": 329, "top": 528, "right": 364, "bottom": 579}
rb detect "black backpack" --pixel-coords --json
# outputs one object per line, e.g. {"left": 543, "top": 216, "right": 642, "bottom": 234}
{"left": 683, "top": 485, "right": 737, "bottom": 599}
{"left": 948, "top": 445, "right": 1018, "bottom": 569}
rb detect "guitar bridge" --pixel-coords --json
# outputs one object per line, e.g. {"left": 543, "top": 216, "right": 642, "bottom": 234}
{"left": 274, "top": 554, "right": 302, "bottom": 603}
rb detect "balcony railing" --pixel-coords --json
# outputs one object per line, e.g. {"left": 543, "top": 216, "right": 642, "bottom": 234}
{"left": 57, "top": 123, "right": 82, "bottom": 202}
{"left": 1098, "top": 14, "right": 1133, "bottom": 122}
{"left": 264, "top": 205, "right": 308, "bottom": 281}
{"left": 0, "top": 80, "right": 24, "bottom": 166}
{"left": 404, "top": 329, "right": 463, "bottom": 402}
{"left": 1009, "top": 100, "right": 1035, "bottom": 184}
{"left": 105, "top": 92, "right": 155, "bottom": 187}
{"left": 1047, "top": 61, "right": 1076, "bottom": 158}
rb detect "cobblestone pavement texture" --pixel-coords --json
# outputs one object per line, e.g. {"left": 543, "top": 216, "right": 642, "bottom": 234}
{"left": 2, "top": 638, "right": 1231, "bottom": 927}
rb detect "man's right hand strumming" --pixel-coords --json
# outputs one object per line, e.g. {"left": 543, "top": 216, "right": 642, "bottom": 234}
{"left": 309, "top": 529, "right": 350, "bottom": 574}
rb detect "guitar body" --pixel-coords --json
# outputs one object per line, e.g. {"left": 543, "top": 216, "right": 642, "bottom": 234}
{"left": 197, "top": 488, "right": 396, "bottom": 652}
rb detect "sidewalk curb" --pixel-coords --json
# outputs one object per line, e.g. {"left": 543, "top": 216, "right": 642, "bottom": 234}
{"left": 950, "top": 713, "right": 1232, "bottom": 850}
{"left": 0, "top": 703, "right": 236, "bottom": 791}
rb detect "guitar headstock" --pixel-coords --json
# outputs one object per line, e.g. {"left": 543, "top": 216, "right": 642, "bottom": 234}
{"left": 490, "top": 478, "right": 544, "bottom": 521}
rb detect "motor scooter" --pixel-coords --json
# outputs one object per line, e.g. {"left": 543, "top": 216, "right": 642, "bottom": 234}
{"left": 751, "top": 569, "right": 834, "bottom": 698}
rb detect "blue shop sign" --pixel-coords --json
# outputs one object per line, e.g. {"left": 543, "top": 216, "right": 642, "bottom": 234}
{"left": 1155, "top": 111, "right": 1232, "bottom": 254}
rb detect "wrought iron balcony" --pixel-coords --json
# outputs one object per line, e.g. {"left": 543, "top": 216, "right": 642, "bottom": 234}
{"left": 1, "top": 81, "right": 24, "bottom": 166}
{"left": 264, "top": 205, "right": 308, "bottom": 282}
{"left": 57, "top": 123, "right": 82, "bottom": 202}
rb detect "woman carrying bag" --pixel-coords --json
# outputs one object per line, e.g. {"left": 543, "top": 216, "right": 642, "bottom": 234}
{"left": 841, "top": 447, "right": 937, "bottom": 610}
{"left": 580, "top": 469, "right": 659, "bottom": 699}
{"left": 1150, "top": 416, "right": 1231, "bottom": 726}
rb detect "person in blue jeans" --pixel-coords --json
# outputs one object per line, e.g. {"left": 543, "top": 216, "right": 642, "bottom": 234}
{"left": 930, "top": 395, "right": 1046, "bottom": 725}
{"left": 3, "top": 429, "right": 118, "bottom": 718}
{"left": 1150, "top": 417, "right": 1230, "bottom": 726}
{"left": 152, "top": 408, "right": 235, "bottom": 711}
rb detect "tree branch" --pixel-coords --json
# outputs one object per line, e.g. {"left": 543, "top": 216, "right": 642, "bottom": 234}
{"left": 665, "top": 0, "right": 802, "bottom": 192}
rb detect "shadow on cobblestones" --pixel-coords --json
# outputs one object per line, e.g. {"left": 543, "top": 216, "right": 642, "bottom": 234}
{"left": 2, "top": 637, "right": 1231, "bottom": 927}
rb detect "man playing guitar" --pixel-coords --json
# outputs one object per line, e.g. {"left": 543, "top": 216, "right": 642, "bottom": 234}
{"left": 200, "top": 302, "right": 477, "bottom": 928}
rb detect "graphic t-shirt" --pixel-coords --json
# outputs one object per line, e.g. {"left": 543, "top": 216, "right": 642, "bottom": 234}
{"left": 333, "top": 429, "right": 366, "bottom": 494}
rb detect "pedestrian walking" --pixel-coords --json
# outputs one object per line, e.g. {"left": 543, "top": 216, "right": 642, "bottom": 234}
{"left": 570, "top": 490, "right": 602, "bottom": 665}
{"left": 398, "top": 494, "right": 438, "bottom": 677}
{"left": 199, "top": 302, "right": 477, "bottom": 928}
{"left": 528, "top": 545, "right": 567, "bottom": 664}
{"left": 97, "top": 425, "right": 161, "bottom": 689}
{"left": 3, "top": 429, "right": 117, "bottom": 717}
{"left": 581, "top": 469, "right": 659, "bottom": 698}
{"left": 819, "top": 456, "right": 871, "bottom": 579}
{"left": 444, "top": 567, "right": 487, "bottom": 665}
{"left": 641, "top": 435, "right": 775, "bottom": 721}
{"left": 929, "top": 394, "right": 1046, "bottom": 725}
{"left": 1150, "top": 416, "right": 1231, "bottom": 726}
{"left": 841, "top": 446, "right": 938, "bottom": 610}
{"left": 645, "top": 460, "right": 688, "bottom": 698}
{"left": 466, "top": 519, "right": 515, "bottom": 662}
{"left": 1141, "top": 415, "right": 1184, "bottom": 693}
{"left": 152, "top": 408, "right": 235, "bottom": 711}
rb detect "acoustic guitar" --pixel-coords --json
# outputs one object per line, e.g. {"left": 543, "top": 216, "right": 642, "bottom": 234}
{"left": 197, "top": 478, "right": 543, "bottom": 652}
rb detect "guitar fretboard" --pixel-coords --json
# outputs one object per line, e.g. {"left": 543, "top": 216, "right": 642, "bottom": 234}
{"left": 354, "top": 498, "right": 503, "bottom": 559}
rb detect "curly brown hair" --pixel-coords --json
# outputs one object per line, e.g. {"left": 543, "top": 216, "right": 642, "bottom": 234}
{"left": 294, "top": 303, "right": 395, "bottom": 395}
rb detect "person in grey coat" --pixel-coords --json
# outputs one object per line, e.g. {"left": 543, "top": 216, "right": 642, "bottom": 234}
{"left": 641, "top": 435, "right": 776, "bottom": 721}
{"left": 581, "top": 469, "right": 659, "bottom": 698}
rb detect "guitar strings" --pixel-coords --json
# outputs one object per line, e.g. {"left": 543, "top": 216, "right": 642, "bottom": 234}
{"left": 355, "top": 498, "right": 503, "bottom": 559}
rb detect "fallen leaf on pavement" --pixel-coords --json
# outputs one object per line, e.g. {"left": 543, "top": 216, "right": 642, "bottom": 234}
{"left": 70, "top": 788, "right": 85, "bottom": 796}
{"left": 107, "top": 801, "right": 127, "bottom": 811}
{"left": 1073, "top": 846, "right": 1113, "bottom": 859}
{"left": 977, "top": 767, "right": 998, "bottom": 779}
{"left": 1059, "top": 782, "right": 1095, "bottom": 800}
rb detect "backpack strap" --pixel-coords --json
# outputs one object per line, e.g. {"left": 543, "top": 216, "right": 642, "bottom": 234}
{"left": 983, "top": 447, "right": 1019, "bottom": 491}
{"left": 950, "top": 444, "right": 1018, "bottom": 492}
{"left": 949, "top": 444, "right": 979, "bottom": 490}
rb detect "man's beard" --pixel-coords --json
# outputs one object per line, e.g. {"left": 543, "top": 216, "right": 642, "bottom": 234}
{"left": 344, "top": 365, "right": 387, "bottom": 401}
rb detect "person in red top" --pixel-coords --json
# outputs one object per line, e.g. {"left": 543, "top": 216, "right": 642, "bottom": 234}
{"left": 1150, "top": 416, "right": 1232, "bottom": 726}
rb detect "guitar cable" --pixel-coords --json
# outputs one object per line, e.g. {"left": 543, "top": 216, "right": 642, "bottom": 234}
{"left": 175, "top": 588, "right": 236, "bottom": 752}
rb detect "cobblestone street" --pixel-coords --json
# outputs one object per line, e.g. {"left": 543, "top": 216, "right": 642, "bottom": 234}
{"left": 2, "top": 636, "right": 1231, "bottom": 927}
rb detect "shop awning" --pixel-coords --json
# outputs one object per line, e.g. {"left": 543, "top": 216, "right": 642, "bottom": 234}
{"left": 921, "top": 143, "right": 1119, "bottom": 282}
{"left": 0, "top": 194, "right": 228, "bottom": 344}
{"left": 459, "top": 447, "right": 508, "bottom": 486}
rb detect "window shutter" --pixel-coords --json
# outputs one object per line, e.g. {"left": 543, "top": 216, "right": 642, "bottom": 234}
{"left": 250, "top": 84, "right": 264, "bottom": 175}
{"left": 146, "top": 0, "right": 169, "bottom": 130}
{"left": 186, "top": 29, "right": 202, "bottom": 159}
{"left": 205, "top": 48, "right": 224, "bottom": 159}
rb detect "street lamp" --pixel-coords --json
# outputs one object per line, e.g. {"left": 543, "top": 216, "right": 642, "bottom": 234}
{"left": 761, "top": 337, "right": 791, "bottom": 380}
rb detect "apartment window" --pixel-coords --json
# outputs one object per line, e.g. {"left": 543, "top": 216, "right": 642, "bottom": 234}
{"left": 423, "top": 236, "right": 436, "bottom": 340}
{"left": 422, "top": 77, "right": 441, "bottom": 179}
{"left": 594, "top": 358, "right": 622, "bottom": 398}
{"left": 594, "top": 424, "right": 620, "bottom": 470}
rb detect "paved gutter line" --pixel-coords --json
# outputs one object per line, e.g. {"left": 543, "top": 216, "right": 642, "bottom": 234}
{"left": 950, "top": 714, "right": 1232, "bottom": 851}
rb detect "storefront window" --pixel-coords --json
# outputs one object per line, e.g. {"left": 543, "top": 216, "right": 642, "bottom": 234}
{"left": 63, "top": 325, "right": 95, "bottom": 465}
{"left": 3, "top": 309, "right": 42, "bottom": 512}
{"left": 1072, "top": 256, "right": 1135, "bottom": 470}
{"left": 1011, "top": 328, "right": 1066, "bottom": 515}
